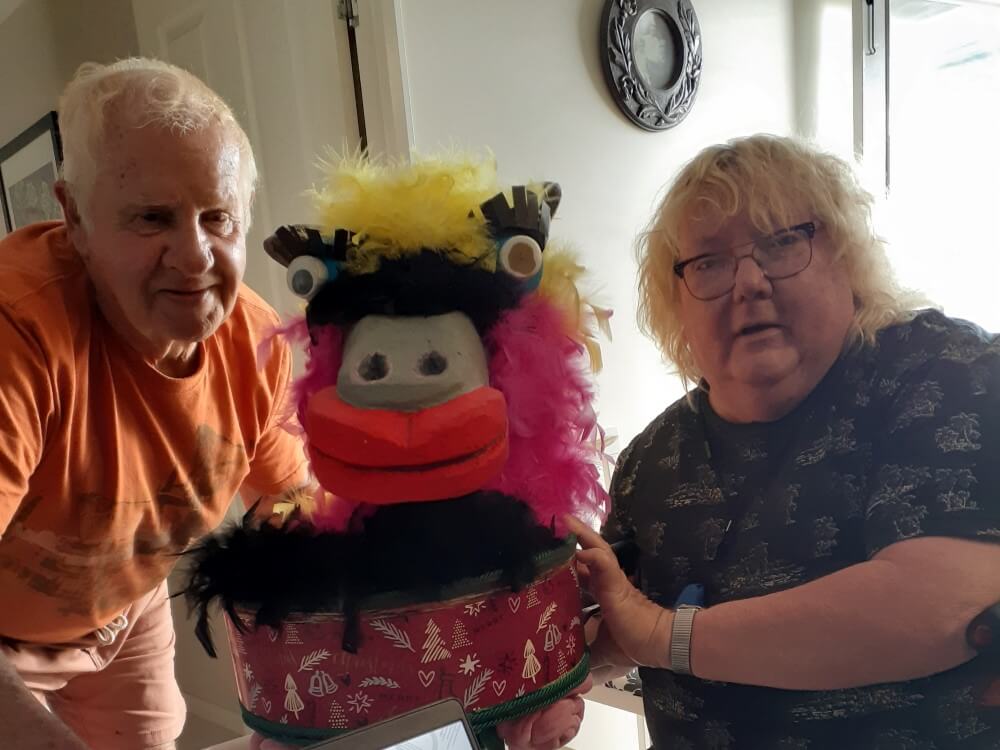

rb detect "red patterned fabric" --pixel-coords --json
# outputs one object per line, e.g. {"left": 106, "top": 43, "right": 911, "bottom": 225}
{"left": 225, "top": 559, "right": 586, "bottom": 731}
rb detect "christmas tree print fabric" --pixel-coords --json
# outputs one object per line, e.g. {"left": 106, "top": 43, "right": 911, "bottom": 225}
{"left": 226, "top": 556, "right": 587, "bottom": 735}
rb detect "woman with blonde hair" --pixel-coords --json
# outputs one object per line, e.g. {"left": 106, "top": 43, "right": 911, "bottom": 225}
{"left": 570, "top": 134, "right": 1000, "bottom": 748}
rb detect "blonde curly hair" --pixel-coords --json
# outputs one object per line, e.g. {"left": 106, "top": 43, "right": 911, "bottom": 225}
{"left": 636, "top": 134, "right": 922, "bottom": 385}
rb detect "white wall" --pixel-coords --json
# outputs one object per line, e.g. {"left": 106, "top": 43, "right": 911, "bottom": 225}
{"left": 792, "top": 0, "right": 854, "bottom": 158}
{"left": 0, "top": 0, "right": 138, "bottom": 147}
{"left": 399, "top": 0, "right": 796, "bottom": 447}
{"left": 0, "top": 0, "right": 138, "bottom": 238}
{"left": 49, "top": 0, "right": 138, "bottom": 83}
{"left": 0, "top": 0, "right": 63, "bottom": 147}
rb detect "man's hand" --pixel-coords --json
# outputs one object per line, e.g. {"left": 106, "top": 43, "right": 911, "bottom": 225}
{"left": 567, "top": 516, "right": 672, "bottom": 672}
{"left": 249, "top": 733, "right": 298, "bottom": 749}
{"left": 495, "top": 675, "right": 592, "bottom": 749}
{"left": 243, "top": 481, "right": 316, "bottom": 525}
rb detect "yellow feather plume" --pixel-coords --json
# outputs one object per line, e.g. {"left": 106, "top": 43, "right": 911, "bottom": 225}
{"left": 538, "top": 244, "right": 612, "bottom": 373}
{"left": 310, "top": 152, "right": 502, "bottom": 274}
{"left": 309, "top": 153, "right": 612, "bottom": 368}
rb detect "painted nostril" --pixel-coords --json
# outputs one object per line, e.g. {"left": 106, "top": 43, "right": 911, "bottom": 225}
{"left": 358, "top": 353, "right": 388, "bottom": 381}
{"left": 419, "top": 351, "right": 448, "bottom": 376}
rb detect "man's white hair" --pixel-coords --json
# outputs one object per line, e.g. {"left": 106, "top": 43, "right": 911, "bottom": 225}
{"left": 58, "top": 57, "right": 257, "bottom": 221}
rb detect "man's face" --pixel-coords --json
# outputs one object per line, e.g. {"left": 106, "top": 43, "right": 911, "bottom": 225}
{"left": 63, "top": 123, "right": 248, "bottom": 363}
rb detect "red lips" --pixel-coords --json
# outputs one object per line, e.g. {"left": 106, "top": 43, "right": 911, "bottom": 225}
{"left": 304, "top": 386, "right": 509, "bottom": 504}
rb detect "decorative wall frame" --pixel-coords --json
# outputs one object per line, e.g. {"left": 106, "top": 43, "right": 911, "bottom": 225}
{"left": 0, "top": 112, "right": 64, "bottom": 235}
{"left": 600, "top": 0, "right": 702, "bottom": 132}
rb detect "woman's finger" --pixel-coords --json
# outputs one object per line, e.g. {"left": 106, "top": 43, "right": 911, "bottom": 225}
{"left": 576, "top": 548, "right": 623, "bottom": 582}
{"left": 565, "top": 515, "right": 612, "bottom": 552}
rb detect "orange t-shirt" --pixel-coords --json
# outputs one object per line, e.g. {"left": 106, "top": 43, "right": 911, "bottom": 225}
{"left": 0, "top": 222, "right": 308, "bottom": 643}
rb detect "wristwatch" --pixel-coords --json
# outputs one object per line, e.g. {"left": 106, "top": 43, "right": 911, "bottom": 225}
{"left": 669, "top": 604, "right": 701, "bottom": 675}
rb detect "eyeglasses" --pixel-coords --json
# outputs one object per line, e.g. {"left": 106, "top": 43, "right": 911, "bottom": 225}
{"left": 673, "top": 221, "right": 817, "bottom": 301}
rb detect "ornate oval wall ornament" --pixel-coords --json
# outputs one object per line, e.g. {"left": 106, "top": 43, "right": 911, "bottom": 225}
{"left": 600, "top": 0, "right": 702, "bottom": 132}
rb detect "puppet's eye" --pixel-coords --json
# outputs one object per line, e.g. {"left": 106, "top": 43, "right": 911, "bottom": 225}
{"left": 286, "top": 256, "right": 333, "bottom": 299}
{"left": 498, "top": 235, "right": 543, "bottom": 280}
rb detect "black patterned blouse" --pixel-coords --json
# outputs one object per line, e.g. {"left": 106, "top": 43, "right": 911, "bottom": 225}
{"left": 607, "top": 310, "right": 1000, "bottom": 749}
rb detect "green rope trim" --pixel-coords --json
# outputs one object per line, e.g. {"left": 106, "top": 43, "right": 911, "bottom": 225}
{"left": 238, "top": 652, "right": 590, "bottom": 746}
{"left": 242, "top": 537, "right": 578, "bottom": 620}
{"left": 469, "top": 651, "right": 590, "bottom": 730}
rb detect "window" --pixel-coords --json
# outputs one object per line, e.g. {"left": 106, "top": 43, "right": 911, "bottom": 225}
{"left": 861, "top": 0, "right": 1000, "bottom": 329}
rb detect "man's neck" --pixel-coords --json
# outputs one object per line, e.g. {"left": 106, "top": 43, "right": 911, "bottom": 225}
{"left": 153, "top": 345, "right": 201, "bottom": 377}
{"left": 91, "top": 288, "right": 201, "bottom": 377}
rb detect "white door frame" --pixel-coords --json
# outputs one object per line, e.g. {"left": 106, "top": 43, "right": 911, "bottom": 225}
{"left": 352, "top": 0, "right": 414, "bottom": 159}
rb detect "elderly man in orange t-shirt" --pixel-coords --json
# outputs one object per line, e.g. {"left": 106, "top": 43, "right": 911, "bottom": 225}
{"left": 0, "top": 58, "right": 310, "bottom": 750}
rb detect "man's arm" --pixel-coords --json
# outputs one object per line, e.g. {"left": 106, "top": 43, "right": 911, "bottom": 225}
{"left": 0, "top": 650, "right": 89, "bottom": 750}
{"left": 572, "top": 518, "right": 1000, "bottom": 690}
{"left": 0, "top": 310, "right": 81, "bottom": 746}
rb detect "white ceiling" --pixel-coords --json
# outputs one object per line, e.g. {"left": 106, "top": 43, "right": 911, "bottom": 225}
{"left": 0, "top": 0, "right": 26, "bottom": 26}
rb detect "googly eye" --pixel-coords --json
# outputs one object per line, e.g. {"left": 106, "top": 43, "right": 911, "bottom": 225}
{"left": 498, "top": 235, "right": 543, "bottom": 280}
{"left": 286, "top": 255, "right": 334, "bottom": 300}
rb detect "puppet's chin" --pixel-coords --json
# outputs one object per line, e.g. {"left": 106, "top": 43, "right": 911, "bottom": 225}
{"left": 304, "top": 386, "right": 509, "bottom": 504}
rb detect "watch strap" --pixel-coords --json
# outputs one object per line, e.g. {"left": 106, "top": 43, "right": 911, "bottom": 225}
{"left": 669, "top": 604, "right": 700, "bottom": 674}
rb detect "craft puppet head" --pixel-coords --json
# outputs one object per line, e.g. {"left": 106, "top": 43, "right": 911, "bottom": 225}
{"left": 267, "top": 154, "right": 609, "bottom": 531}
{"left": 184, "top": 154, "right": 610, "bottom": 746}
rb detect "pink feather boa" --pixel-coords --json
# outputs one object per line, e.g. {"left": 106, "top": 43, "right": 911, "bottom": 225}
{"left": 260, "top": 319, "right": 360, "bottom": 530}
{"left": 483, "top": 296, "right": 609, "bottom": 534}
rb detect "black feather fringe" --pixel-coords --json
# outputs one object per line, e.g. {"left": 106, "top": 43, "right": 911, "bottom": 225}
{"left": 179, "top": 492, "right": 560, "bottom": 657}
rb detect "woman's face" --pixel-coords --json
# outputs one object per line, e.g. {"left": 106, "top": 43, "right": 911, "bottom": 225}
{"left": 676, "top": 210, "right": 856, "bottom": 422}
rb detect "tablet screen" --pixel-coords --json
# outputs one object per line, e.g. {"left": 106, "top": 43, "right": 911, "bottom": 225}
{"left": 303, "top": 699, "right": 480, "bottom": 750}
{"left": 384, "top": 719, "right": 477, "bottom": 750}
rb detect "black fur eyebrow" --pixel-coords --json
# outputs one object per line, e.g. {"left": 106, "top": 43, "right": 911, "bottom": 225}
{"left": 478, "top": 184, "right": 557, "bottom": 248}
{"left": 305, "top": 250, "right": 525, "bottom": 333}
{"left": 263, "top": 225, "right": 350, "bottom": 267}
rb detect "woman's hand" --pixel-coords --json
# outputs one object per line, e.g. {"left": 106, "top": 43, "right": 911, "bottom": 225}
{"left": 566, "top": 516, "right": 672, "bottom": 672}
{"left": 495, "top": 675, "right": 592, "bottom": 749}
{"left": 586, "top": 614, "right": 640, "bottom": 683}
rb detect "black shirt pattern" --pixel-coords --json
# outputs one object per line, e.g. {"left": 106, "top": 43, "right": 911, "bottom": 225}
{"left": 608, "top": 311, "right": 1000, "bottom": 749}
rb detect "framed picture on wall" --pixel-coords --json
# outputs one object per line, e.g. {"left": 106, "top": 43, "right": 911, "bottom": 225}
{"left": 0, "top": 112, "right": 64, "bottom": 235}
